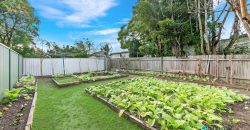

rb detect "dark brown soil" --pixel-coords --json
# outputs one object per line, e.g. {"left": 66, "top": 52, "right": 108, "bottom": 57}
{"left": 0, "top": 96, "right": 33, "bottom": 130}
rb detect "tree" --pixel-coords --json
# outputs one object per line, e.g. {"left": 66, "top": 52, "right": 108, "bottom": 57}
{"left": 100, "top": 43, "right": 112, "bottom": 57}
{"left": 226, "top": 0, "right": 250, "bottom": 38}
{"left": 0, "top": 0, "right": 39, "bottom": 47}
{"left": 118, "top": 0, "right": 200, "bottom": 57}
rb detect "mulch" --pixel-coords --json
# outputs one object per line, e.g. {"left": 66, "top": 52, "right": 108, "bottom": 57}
{"left": 0, "top": 95, "right": 33, "bottom": 130}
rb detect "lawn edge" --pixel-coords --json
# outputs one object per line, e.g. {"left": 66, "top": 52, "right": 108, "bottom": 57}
{"left": 52, "top": 74, "right": 129, "bottom": 87}
{"left": 85, "top": 89, "right": 157, "bottom": 130}
{"left": 25, "top": 84, "right": 38, "bottom": 130}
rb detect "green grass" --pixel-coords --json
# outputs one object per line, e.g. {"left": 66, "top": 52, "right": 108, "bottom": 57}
{"left": 33, "top": 78, "right": 140, "bottom": 130}
{"left": 54, "top": 77, "right": 80, "bottom": 84}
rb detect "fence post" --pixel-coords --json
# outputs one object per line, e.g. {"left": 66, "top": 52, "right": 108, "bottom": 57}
{"left": 161, "top": 56, "right": 163, "bottom": 74}
{"left": 139, "top": 57, "right": 141, "bottom": 71}
{"left": 63, "top": 57, "right": 66, "bottom": 76}
{"left": 18, "top": 55, "right": 19, "bottom": 81}
{"left": 40, "top": 58, "right": 43, "bottom": 76}
{"left": 230, "top": 54, "right": 233, "bottom": 84}
{"left": 216, "top": 56, "right": 219, "bottom": 79}
{"left": 9, "top": 49, "right": 11, "bottom": 90}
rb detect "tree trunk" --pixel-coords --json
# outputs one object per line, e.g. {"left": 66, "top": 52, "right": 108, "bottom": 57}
{"left": 197, "top": 0, "right": 205, "bottom": 54}
{"left": 224, "top": 15, "right": 239, "bottom": 53}
{"left": 204, "top": 0, "right": 210, "bottom": 54}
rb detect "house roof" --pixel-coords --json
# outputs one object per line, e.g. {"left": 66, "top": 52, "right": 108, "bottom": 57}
{"left": 110, "top": 51, "right": 129, "bottom": 55}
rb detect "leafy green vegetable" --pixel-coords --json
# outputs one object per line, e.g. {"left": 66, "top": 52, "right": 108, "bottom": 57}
{"left": 19, "top": 75, "right": 35, "bottom": 83}
{"left": 87, "top": 78, "right": 249, "bottom": 129}
{"left": 120, "top": 70, "right": 211, "bottom": 82}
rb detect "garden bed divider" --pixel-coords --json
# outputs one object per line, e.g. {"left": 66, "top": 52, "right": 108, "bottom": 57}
{"left": 52, "top": 74, "right": 129, "bottom": 87}
{"left": 85, "top": 89, "right": 157, "bottom": 130}
{"left": 25, "top": 83, "right": 38, "bottom": 130}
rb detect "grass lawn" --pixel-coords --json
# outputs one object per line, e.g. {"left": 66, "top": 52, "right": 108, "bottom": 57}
{"left": 53, "top": 77, "right": 80, "bottom": 84}
{"left": 32, "top": 78, "right": 141, "bottom": 130}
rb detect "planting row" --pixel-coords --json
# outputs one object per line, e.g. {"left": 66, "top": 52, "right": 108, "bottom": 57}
{"left": 52, "top": 71, "right": 127, "bottom": 87}
{"left": 119, "top": 70, "right": 213, "bottom": 82}
{"left": 0, "top": 75, "right": 36, "bottom": 130}
{"left": 87, "top": 78, "right": 249, "bottom": 130}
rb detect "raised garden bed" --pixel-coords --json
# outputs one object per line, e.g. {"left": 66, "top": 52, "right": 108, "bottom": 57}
{"left": 52, "top": 72, "right": 128, "bottom": 87}
{"left": 16, "top": 75, "right": 36, "bottom": 88}
{"left": 86, "top": 78, "right": 250, "bottom": 130}
{"left": 0, "top": 82, "right": 37, "bottom": 130}
{"left": 119, "top": 70, "right": 250, "bottom": 91}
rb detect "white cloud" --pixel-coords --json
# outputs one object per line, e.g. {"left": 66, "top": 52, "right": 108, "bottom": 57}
{"left": 115, "top": 18, "right": 130, "bottom": 25}
{"left": 91, "top": 28, "right": 120, "bottom": 35}
{"left": 77, "top": 28, "right": 120, "bottom": 36}
{"left": 31, "top": 0, "right": 117, "bottom": 27}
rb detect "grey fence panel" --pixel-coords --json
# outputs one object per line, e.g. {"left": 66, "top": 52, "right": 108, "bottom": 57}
{"left": 18, "top": 55, "right": 23, "bottom": 78}
{"left": 0, "top": 43, "right": 22, "bottom": 98}
{"left": 0, "top": 44, "right": 10, "bottom": 98}
{"left": 10, "top": 51, "right": 19, "bottom": 89}
{"left": 23, "top": 58, "right": 42, "bottom": 76}
{"left": 23, "top": 58, "right": 106, "bottom": 76}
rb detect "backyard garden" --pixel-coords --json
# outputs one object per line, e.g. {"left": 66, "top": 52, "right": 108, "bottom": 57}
{"left": 1, "top": 0, "right": 250, "bottom": 130}
{"left": 1, "top": 70, "right": 250, "bottom": 130}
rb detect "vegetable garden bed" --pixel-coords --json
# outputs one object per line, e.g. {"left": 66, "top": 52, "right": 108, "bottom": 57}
{"left": 86, "top": 78, "right": 249, "bottom": 130}
{"left": 119, "top": 70, "right": 249, "bottom": 90}
{"left": 0, "top": 76, "right": 37, "bottom": 130}
{"left": 52, "top": 71, "right": 128, "bottom": 87}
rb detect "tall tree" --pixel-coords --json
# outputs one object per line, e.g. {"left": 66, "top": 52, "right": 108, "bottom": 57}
{"left": 100, "top": 43, "right": 112, "bottom": 57}
{"left": 0, "top": 0, "right": 39, "bottom": 47}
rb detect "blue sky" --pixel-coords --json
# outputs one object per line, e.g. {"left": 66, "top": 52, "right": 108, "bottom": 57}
{"left": 29, "top": 0, "right": 137, "bottom": 52}
{"left": 29, "top": 0, "right": 241, "bottom": 53}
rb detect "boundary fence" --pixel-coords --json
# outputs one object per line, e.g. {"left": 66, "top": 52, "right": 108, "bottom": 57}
{"left": 0, "top": 43, "right": 23, "bottom": 98}
{"left": 23, "top": 58, "right": 106, "bottom": 76}
{"left": 110, "top": 55, "right": 250, "bottom": 84}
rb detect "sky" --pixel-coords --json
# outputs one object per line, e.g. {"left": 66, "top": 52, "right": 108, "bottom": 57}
{"left": 29, "top": 0, "right": 137, "bottom": 53}
{"left": 28, "top": 0, "right": 242, "bottom": 53}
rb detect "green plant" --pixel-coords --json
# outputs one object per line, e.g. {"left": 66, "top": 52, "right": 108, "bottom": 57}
{"left": 19, "top": 75, "right": 35, "bottom": 83}
{"left": 52, "top": 73, "right": 74, "bottom": 78}
{"left": 0, "top": 112, "right": 2, "bottom": 118}
{"left": 87, "top": 78, "right": 249, "bottom": 129}
{"left": 2, "top": 88, "right": 21, "bottom": 103}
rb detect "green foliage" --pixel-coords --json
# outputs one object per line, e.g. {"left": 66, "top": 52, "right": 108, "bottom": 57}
{"left": 120, "top": 70, "right": 211, "bottom": 82}
{"left": 52, "top": 73, "right": 74, "bottom": 78}
{"left": 118, "top": 0, "right": 200, "bottom": 57}
{"left": 0, "top": 0, "right": 39, "bottom": 48}
{"left": 87, "top": 78, "right": 249, "bottom": 129}
{"left": 2, "top": 88, "right": 21, "bottom": 103}
{"left": 19, "top": 75, "right": 35, "bottom": 83}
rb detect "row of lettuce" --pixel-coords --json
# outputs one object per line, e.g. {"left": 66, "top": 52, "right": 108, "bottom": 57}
{"left": 52, "top": 71, "right": 122, "bottom": 83}
{"left": 87, "top": 78, "right": 249, "bottom": 129}
{"left": 119, "top": 70, "right": 214, "bottom": 82}
{"left": 0, "top": 75, "right": 36, "bottom": 117}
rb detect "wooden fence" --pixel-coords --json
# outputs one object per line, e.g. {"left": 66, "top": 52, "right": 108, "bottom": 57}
{"left": 110, "top": 55, "right": 250, "bottom": 83}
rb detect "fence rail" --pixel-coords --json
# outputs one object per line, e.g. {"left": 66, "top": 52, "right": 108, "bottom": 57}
{"left": 23, "top": 58, "right": 106, "bottom": 76}
{"left": 0, "top": 43, "right": 23, "bottom": 98}
{"left": 111, "top": 55, "right": 250, "bottom": 83}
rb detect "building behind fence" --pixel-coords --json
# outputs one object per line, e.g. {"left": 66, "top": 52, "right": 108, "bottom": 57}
{"left": 111, "top": 55, "right": 250, "bottom": 83}
{"left": 0, "top": 43, "right": 23, "bottom": 98}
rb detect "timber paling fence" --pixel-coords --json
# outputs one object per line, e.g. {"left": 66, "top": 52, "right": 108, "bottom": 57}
{"left": 0, "top": 43, "right": 23, "bottom": 98}
{"left": 111, "top": 55, "right": 250, "bottom": 84}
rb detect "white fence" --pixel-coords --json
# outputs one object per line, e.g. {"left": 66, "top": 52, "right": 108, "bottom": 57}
{"left": 23, "top": 58, "right": 106, "bottom": 76}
